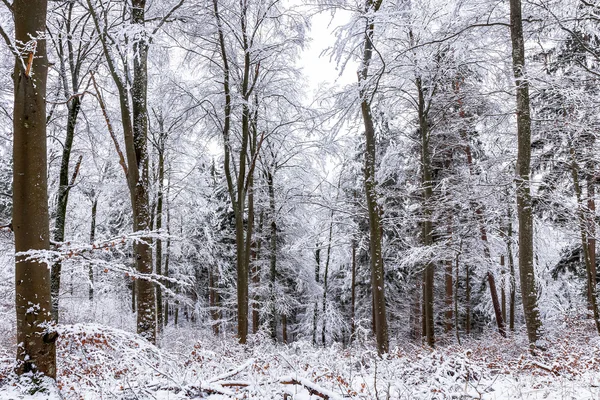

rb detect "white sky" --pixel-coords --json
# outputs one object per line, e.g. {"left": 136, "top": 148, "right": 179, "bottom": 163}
{"left": 301, "top": 10, "right": 357, "bottom": 95}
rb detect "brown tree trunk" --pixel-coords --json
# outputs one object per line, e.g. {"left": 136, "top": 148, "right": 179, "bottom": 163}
{"left": 282, "top": 314, "right": 288, "bottom": 344}
{"left": 359, "top": 0, "right": 388, "bottom": 356}
{"left": 455, "top": 252, "right": 461, "bottom": 345}
{"left": 444, "top": 259, "right": 453, "bottom": 333}
{"left": 569, "top": 144, "right": 600, "bottom": 333}
{"left": 155, "top": 137, "right": 166, "bottom": 332}
{"left": 487, "top": 272, "right": 506, "bottom": 337}
{"left": 89, "top": 197, "right": 97, "bottom": 301}
{"left": 313, "top": 247, "right": 320, "bottom": 345}
{"left": 350, "top": 239, "right": 357, "bottom": 340}
{"left": 13, "top": 0, "right": 56, "bottom": 377}
{"left": 466, "top": 264, "right": 471, "bottom": 335}
{"left": 209, "top": 267, "right": 220, "bottom": 335}
{"left": 267, "top": 170, "right": 277, "bottom": 340}
{"left": 588, "top": 182, "right": 596, "bottom": 300}
{"left": 130, "top": 0, "right": 157, "bottom": 344}
{"left": 252, "top": 212, "right": 263, "bottom": 334}
{"left": 501, "top": 255, "right": 506, "bottom": 324}
{"left": 509, "top": 0, "right": 542, "bottom": 344}
{"left": 417, "top": 77, "right": 435, "bottom": 348}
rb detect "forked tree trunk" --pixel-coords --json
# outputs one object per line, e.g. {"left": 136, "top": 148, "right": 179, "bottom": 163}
{"left": 13, "top": 0, "right": 56, "bottom": 377}
{"left": 88, "top": 0, "right": 156, "bottom": 343}
{"left": 509, "top": 0, "right": 543, "bottom": 344}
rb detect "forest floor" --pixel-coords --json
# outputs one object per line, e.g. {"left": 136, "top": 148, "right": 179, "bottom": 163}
{"left": 1, "top": 316, "right": 600, "bottom": 399}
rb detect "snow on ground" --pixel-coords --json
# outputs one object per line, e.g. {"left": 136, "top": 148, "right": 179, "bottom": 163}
{"left": 1, "top": 316, "right": 600, "bottom": 399}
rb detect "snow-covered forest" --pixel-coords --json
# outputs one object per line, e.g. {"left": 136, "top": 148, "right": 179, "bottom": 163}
{"left": 1, "top": 0, "right": 600, "bottom": 398}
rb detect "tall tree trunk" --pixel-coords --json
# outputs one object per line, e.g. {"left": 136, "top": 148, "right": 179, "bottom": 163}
{"left": 252, "top": 212, "right": 263, "bottom": 334}
{"left": 50, "top": 97, "right": 81, "bottom": 322}
{"left": 588, "top": 181, "right": 597, "bottom": 303}
{"left": 455, "top": 252, "right": 461, "bottom": 345}
{"left": 501, "top": 255, "right": 507, "bottom": 324}
{"left": 509, "top": 0, "right": 543, "bottom": 344}
{"left": 569, "top": 144, "right": 600, "bottom": 333}
{"left": 282, "top": 314, "right": 288, "bottom": 344}
{"left": 359, "top": 0, "right": 389, "bottom": 355}
{"left": 505, "top": 209, "right": 517, "bottom": 331}
{"left": 321, "top": 208, "right": 335, "bottom": 346}
{"left": 313, "top": 247, "right": 320, "bottom": 345}
{"left": 164, "top": 194, "right": 171, "bottom": 326}
{"left": 350, "top": 239, "right": 357, "bottom": 341}
{"left": 89, "top": 197, "right": 97, "bottom": 301}
{"left": 444, "top": 260, "right": 453, "bottom": 333}
{"left": 466, "top": 264, "right": 471, "bottom": 335}
{"left": 417, "top": 77, "right": 435, "bottom": 348}
{"left": 267, "top": 171, "right": 277, "bottom": 340}
{"left": 155, "top": 147, "right": 165, "bottom": 333}
{"left": 209, "top": 267, "right": 220, "bottom": 335}
{"left": 13, "top": 0, "right": 57, "bottom": 377}
{"left": 130, "top": 0, "right": 157, "bottom": 344}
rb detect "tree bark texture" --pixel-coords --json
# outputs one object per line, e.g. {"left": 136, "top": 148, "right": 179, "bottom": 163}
{"left": 359, "top": 0, "right": 389, "bottom": 355}
{"left": 509, "top": 0, "right": 543, "bottom": 344}
{"left": 417, "top": 77, "right": 435, "bottom": 348}
{"left": 13, "top": 0, "right": 56, "bottom": 377}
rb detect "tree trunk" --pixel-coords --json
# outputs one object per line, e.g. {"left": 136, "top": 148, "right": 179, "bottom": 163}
{"left": 209, "top": 267, "right": 220, "bottom": 335}
{"left": 350, "top": 239, "right": 357, "bottom": 340}
{"left": 466, "top": 264, "right": 471, "bottom": 335}
{"left": 455, "top": 252, "right": 461, "bottom": 345}
{"left": 569, "top": 144, "right": 600, "bottom": 333}
{"left": 509, "top": 0, "right": 542, "bottom": 344}
{"left": 501, "top": 255, "right": 506, "bottom": 324}
{"left": 155, "top": 147, "right": 165, "bottom": 333}
{"left": 13, "top": 0, "right": 56, "bottom": 377}
{"left": 444, "top": 259, "right": 453, "bottom": 333}
{"left": 313, "top": 247, "right": 320, "bottom": 345}
{"left": 487, "top": 272, "right": 506, "bottom": 337}
{"left": 89, "top": 197, "right": 97, "bottom": 301}
{"left": 252, "top": 212, "right": 263, "bottom": 334}
{"left": 358, "top": 0, "right": 389, "bottom": 355}
{"left": 282, "top": 314, "right": 288, "bottom": 344}
{"left": 50, "top": 96, "right": 81, "bottom": 322}
{"left": 417, "top": 77, "right": 435, "bottom": 348}
{"left": 321, "top": 209, "right": 335, "bottom": 346}
{"left": 267, "top": 171, "right": 277, "bottom": 340}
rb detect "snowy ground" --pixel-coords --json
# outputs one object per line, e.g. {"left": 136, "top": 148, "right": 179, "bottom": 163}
{"left": 1, "top": 317, "right": 600, "bottom": 399}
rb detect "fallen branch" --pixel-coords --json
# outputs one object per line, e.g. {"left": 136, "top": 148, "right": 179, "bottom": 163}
{"left": 208, "top": 358, "right": 254, "bottom": 383}
{"left": 280, "top": 375, "right": 344, "bottom": 400}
